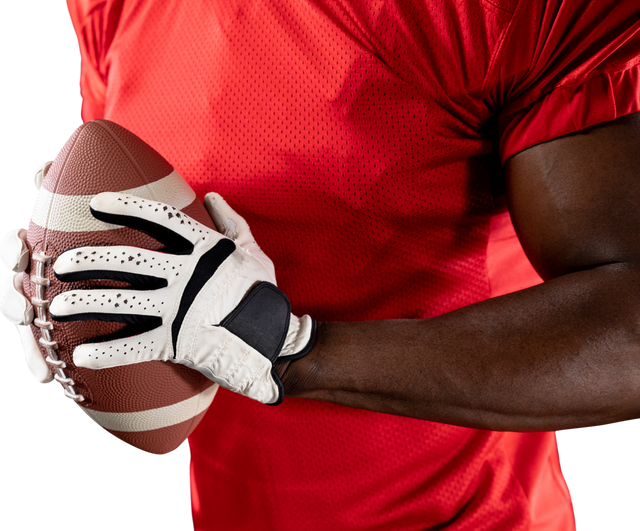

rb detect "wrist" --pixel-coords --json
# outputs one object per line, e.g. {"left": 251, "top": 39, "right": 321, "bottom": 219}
{"left": 275, "top": 321, "right": 325, "bottom": 398}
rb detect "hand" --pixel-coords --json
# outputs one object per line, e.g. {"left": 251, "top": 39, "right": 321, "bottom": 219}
{"left": 49, "top": 192, "right": 316, "bottom": 405}
{"left": 0, "top": 162, "right": 56, "bottom": 383}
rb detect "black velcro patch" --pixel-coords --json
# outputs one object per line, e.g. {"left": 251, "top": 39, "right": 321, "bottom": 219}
{"left": 220, "top": 282, "right": 290, "bottom": 364}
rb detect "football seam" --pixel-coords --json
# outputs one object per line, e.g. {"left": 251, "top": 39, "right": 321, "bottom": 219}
{"left": 45, "top": 124, "right": 85, "bottom": 234}
{"left": 30, "top": 251, "right": 86, "bottom": 403}
{"left": 95, "top": 120, "right": 156, "bottom": 186}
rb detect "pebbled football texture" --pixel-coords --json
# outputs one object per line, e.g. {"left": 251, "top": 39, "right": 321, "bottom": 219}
{"left": 24, "top": 120, "right": 218, "bottom": 454}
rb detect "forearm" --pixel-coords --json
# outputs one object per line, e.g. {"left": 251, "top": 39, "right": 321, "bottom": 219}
{"left": 279, "top": 262, "right": 640, "bottom": 431}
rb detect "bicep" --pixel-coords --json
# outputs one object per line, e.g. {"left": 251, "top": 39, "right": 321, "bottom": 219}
{"left": 505, "top": 112, "right": 640, "bottom": 281}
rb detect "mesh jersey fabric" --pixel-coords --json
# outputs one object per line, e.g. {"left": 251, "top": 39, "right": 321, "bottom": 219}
{"left": 65, "top": 0, "right": 640, "bottom": 529}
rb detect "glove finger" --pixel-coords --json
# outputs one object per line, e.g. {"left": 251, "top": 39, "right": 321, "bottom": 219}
{"left": 73, "top": 327, "right": 170, "bottom": 370}
{"left": 34, "top": 161, "right": 53, "bottom": 190}
{"left": 0, "top": 274, "right": 34, "bottom": 325}
{"left": 50, "top": 288, "right": 167, "bottom": 324}
{"left": 54, "top": 245, "right": 180, "bottom": 287}
{"left": 203, "top": 193, "right": 254, "bottom": 244}
{"left": 204, "top": 192, "right": 276, "bottom": 282}
{"left": 1, "top": 229, "right": 30, "bottom": 272}
{"left": 17, "top": 324, "right": 53, "bottom": 383}
{"left": 90, "top": 192, "right": 225, "bottom": 254}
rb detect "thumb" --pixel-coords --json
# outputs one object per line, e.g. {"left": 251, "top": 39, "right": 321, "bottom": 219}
{"left": 204, "top": 192, "right": 254, "bottom": 245}
{"left": 204, "top": 192, "right": 276, "bottom": 282}
{"left": 18, "top": 324, "right": 54, "bottom": 384}
{"left": 1, "top": 229, "right": 30, "bottom": 272}
{"left": 0, "top": 273, "right": 33, "bottom": 326}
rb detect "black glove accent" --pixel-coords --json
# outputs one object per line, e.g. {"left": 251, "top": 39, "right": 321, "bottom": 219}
{"left": 171, "top": 239, "right": 236, "bottom": 352}
{"left": 220, "top": 281, "right": 291, "bottom": 364}
{"left": 220, "top": 282, "right": 317, "bottom": 407}
{"left": 90, "top": 204, "right": 195, "bottom": 255}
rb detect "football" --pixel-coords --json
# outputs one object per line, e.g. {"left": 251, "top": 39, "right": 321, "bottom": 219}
{"left": 24, "top": 120, "right": 218, "bottom": 454}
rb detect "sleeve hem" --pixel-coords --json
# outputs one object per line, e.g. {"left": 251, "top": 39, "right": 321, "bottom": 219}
{"left": 499, "top": 64, "right": 640, "bottom": 164}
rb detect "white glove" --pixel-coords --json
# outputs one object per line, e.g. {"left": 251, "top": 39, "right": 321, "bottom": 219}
{"left": 0, "top": 162, "right": 55, "bottom": 383}
{"left": 50, "top": 192, "right": 316, "bottom": 405}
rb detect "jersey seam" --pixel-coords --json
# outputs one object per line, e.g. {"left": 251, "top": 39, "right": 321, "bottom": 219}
{"left": 478, "top": 0, "right": 522, "bottom": 102}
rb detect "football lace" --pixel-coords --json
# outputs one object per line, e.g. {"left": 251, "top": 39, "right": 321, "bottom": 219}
{"left": 31, "top": 252, "right": 84, "bottom": 402}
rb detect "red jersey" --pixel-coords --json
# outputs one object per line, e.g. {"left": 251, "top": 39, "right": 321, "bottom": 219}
{"left": 67, "top": 0, "right": 640, "bottom": 529}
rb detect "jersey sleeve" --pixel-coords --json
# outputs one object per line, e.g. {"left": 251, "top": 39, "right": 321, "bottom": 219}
{"left": 497, "top": 0, "right": 640, "bottom": 164}
{"left": 67, "top": 0, "right": 123, "bottom": 122}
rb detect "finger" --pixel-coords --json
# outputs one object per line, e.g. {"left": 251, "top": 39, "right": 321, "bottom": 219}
{"left": 0, "top": 274, "right": 34, "bottom": 325}
{"left": 34, "top": 161, "right": 53, "bottom": 190}
{"left": 90, "top": 192, "right": 223, "bottom": 254}
{"left": 203, "top": 192, "right": 276, "bottom": 282}
{"left": 17, "top": 324, "right": 53, "bottom": 383}
{"left": 73, "top": 327, "right": 171, "bottom": 370}
{"left": 50, "top": 288, "right": 168, "bottom": 324}
{"left": 204, "top": 192, "right": 261, "bottom": 249}
{"left": 54, "top": 245, "right": 181, "bottom": 288}
{"left": 1, "top": 229, "right": 30, "bottom": 272}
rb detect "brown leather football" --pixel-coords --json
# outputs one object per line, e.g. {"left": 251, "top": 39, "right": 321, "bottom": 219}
{"left": 24, "top": 120, "right": 217, "bottom": 454}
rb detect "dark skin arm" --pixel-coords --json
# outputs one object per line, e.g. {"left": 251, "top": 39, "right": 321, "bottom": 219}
{"left": 277, "top": 112, "right": 640, "bottom": 432}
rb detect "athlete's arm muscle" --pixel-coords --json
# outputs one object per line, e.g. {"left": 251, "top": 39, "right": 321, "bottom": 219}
{"left": 278, "top": 112, "right": 640, "bottom": 432}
